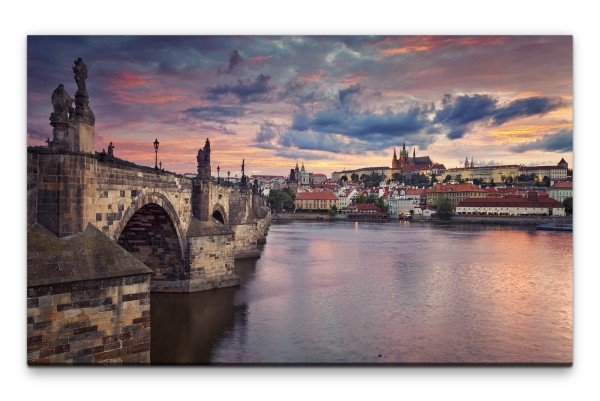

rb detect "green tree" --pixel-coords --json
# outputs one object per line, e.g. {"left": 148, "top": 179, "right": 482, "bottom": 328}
{"left": 444, "top": 174, "right": 452, "bottom": 183}
{"left": 268, "top": 189, "right": 294, "bottom": 212}
{"left": 430, "top": 173, "right": 438, "bottom": 186}
{"left": 328, "top": 205, "right": 338, "bottom": 216}
{"left": 392, "top": 172, "right": 404, "bottom": 183}
{"left": 282, "top": 186, "right": 296, "bottom": 201}
{"left": 436, "top": 198, "right": 454, "bottom": 220}
{"left": 356, "top": 194, "right": 368, "bottom": 204}
{"left": 543, "top": 176, "right": 551, "bottom": 187}
{"left": 375, "top": 196, "right": 388, "bottom": 213}
{"left": 473, "top": 178, "right": 483, "bottom": 186}
{"left": 360, "top": 174, "right": 370, "bottom": 186}
{"left": 562, "top": 196, "right": 573, "bottom": 215}
{"left": 340, "top": 175, "right": 348, "bottom": 184}
{"left": 351, "top": 173, "right": 359, "bottom": 183}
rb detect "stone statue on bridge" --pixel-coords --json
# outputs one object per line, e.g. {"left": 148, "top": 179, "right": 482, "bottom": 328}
{"left": 49, "top": 84, "right": 74, "bottom": 123}
{"left": 240, "top": 159, "right": 247, "bottom": 190}
{"left": 196, "top": 138, "right": 211, "bottom": 179}
{"left": 73, "top": 57, "right": 88, "bottom": 96}
{"left": 107, "top": 142, "right": 115, "bottom": 162}
{"left": 71, "top": 57, "right": 95, "bottom": 126}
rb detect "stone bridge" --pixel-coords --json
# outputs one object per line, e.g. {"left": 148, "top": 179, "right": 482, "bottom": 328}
{"left": 26, "top": 58, "right": 271, "bottom": 364}
{"left": 27, "top": 145, "right": 271, "bottom": 293}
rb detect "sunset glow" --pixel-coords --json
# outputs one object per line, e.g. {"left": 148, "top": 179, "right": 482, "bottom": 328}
{"left": 27, "top": 36, "right": 573, "bottom": 176}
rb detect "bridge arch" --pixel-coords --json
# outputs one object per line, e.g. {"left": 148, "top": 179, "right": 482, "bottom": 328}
{"left": 114, "top": 191, "right": 187, "bottom": 281}
{"left": 212, "top": 203, "right": 228, "bottom": 226}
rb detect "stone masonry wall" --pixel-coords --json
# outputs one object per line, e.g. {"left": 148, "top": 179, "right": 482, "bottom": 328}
{"left": 34, "top": 151, "right": 98, "bottom": 237}
{"left": 187, "top": 232, "right": 238, "bottom": 291}
{"left": 27, "top": 274, "right": 151, "bottom": 365}
{"left": 27, "top": 152, "right": 39, "bottom": 228}
{"left": 93, "top": 162, "right": 192, "bottom": 241}
{"left": 232, "top": 223, "right": 260, "bottom": 259}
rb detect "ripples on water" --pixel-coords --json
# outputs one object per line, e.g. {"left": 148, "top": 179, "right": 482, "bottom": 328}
{"left": 151, "top": 221, "right": 572, "bottom": 364}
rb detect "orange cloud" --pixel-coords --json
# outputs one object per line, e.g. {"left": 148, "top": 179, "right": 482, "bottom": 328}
{"left": 107, "top": 72, "right": 184, "bottom": 104}
{"left": 380, "top": 36, "right": 509, "bottom": 56}
{"left": 300, "top": 70, "right": 325, "bottom": 83}
{"left": 250, "top": 55, "right": 272, "bottom": 64}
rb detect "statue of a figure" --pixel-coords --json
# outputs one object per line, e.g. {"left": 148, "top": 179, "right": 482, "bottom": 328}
{"left": 73, "top": 58, "right": 88, "bottom": 96}
{"left": 50, "top": 84, "right": 74, "bottom": 123}
{"left": 107, "top": 142, "right": 115, "bottom": 162}
{"left": 197, "top": 138, "right": 211, "bottom": 178}
{"left": 253, "top": 179, "right": 259, "bottom": 195}
{"left": 241, "top": 159, "right": 245, "bottom": 176}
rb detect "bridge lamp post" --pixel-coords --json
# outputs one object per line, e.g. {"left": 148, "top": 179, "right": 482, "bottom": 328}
{"left": 153, "top": 138, "right": 160, "bottom": 176}
{"left": 217, "top": 165, "right": 220, "bottom": 184}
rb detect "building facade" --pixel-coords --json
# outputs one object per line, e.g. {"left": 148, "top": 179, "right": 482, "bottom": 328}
{"left": 426, "top": 183, "right": 486, "bottom": 207}
{"left": 446, "top": 164, "right": 520, "bottom": 184}
{"left": 295, "top": 191, "right": 339, "bottom": 210}
{"left": 521, "top": 158, "right": 569, "bottom": 181}
{"left": 548, "top": 181, "right": 573, "bottom": 203}
{"left": 456, "top": 191, "right": 566, "bottom": 216}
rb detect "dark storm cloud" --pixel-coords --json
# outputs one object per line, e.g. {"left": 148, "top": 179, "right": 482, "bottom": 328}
{"left": 434, "top": 94, "right": 498, "bottom": 139}
{"left": 492, "top": 96, "right": 563, "bottom": 125}
{"left": 338, "top": 84, "right": 362, "bottom": 107}
{"left": 294, "top": 106, "right": 429, "bottom": 139}
{"left": 511, "top": 129, "right": 573, "bottom": 153}
{"left": 207, "top": 74, "right": 274, "bottom": 103}
{"left": 182, "top": 106, "right": 247, "bottom": 123}
{"left": 434, "top": 94, "right": 565, "bottom": 139}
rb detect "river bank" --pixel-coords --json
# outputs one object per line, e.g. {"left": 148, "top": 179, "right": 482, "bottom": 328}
{"left": 272, "top": 212, "right": 335, "bottom": 221}
{"left": 272, "top": 212, "right": 572, "bottom": 225}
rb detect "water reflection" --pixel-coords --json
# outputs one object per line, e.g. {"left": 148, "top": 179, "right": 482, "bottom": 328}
{"left": 150, "top": 258, "right": 258, "bottom": 364}
{"left": 151, "top": 221, "right": 572, "bottom": 364}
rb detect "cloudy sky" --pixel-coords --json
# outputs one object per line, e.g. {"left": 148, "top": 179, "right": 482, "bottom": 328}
{"left": 27, "top": 35, "right": 572, "bottom": 176}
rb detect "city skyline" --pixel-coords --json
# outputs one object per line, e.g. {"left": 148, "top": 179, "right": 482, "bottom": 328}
{"left": 27, "top": 36, "right": 573, "bottom": 176}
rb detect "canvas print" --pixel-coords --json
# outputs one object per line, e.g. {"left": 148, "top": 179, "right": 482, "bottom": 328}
{"left": 27, "top": 36, "right": 573, "bottom": 365}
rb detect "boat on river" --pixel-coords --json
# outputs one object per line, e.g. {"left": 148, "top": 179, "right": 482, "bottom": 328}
{"left": 536, "top": 223, "right": 573, "bottom": 231}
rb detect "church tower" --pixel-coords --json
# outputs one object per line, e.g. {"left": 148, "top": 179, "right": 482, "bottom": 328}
{"left": 399, "top": 142, "right": 409, "bottom": 168}
{"left": 392, "top": 147, "right": 399, "bottom": 169}
{"left": 413, "top": 148, "right": 416, "bottom": 165}
{"left": 470, "top": 157, "right": 474, "bottom": 168}
{"left": 465, "top": 156, "right": 469, "bottom": 168}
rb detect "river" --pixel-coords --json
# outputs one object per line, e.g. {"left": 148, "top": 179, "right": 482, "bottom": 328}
{"left": 151, "top": 221, "right": 572, "bottom": 365}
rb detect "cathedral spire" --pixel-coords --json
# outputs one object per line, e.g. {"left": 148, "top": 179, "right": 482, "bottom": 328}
{"left": 465, "top": 156, "right": 469, "bottom": 168}
{"left": 471, "top": 157, "right": 474, "bottom": 168}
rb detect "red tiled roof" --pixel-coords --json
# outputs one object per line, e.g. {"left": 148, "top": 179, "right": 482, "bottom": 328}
{"left": 356, "top": 203, "right": 381, "bottom": 211}
{"left": 406, "top": 188, "right": 425, "bottom": 196}
{"left": 296, "top": 192, "right": 338, "bottom": 200}
{"left": 428, "top": 183, "right": 483, "bottom": 193}
{"left": 457, "top": 197, "right": 563, "bottom": 208}
{"left": 550, "top": 181, "right": 573, "bottom": 189}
